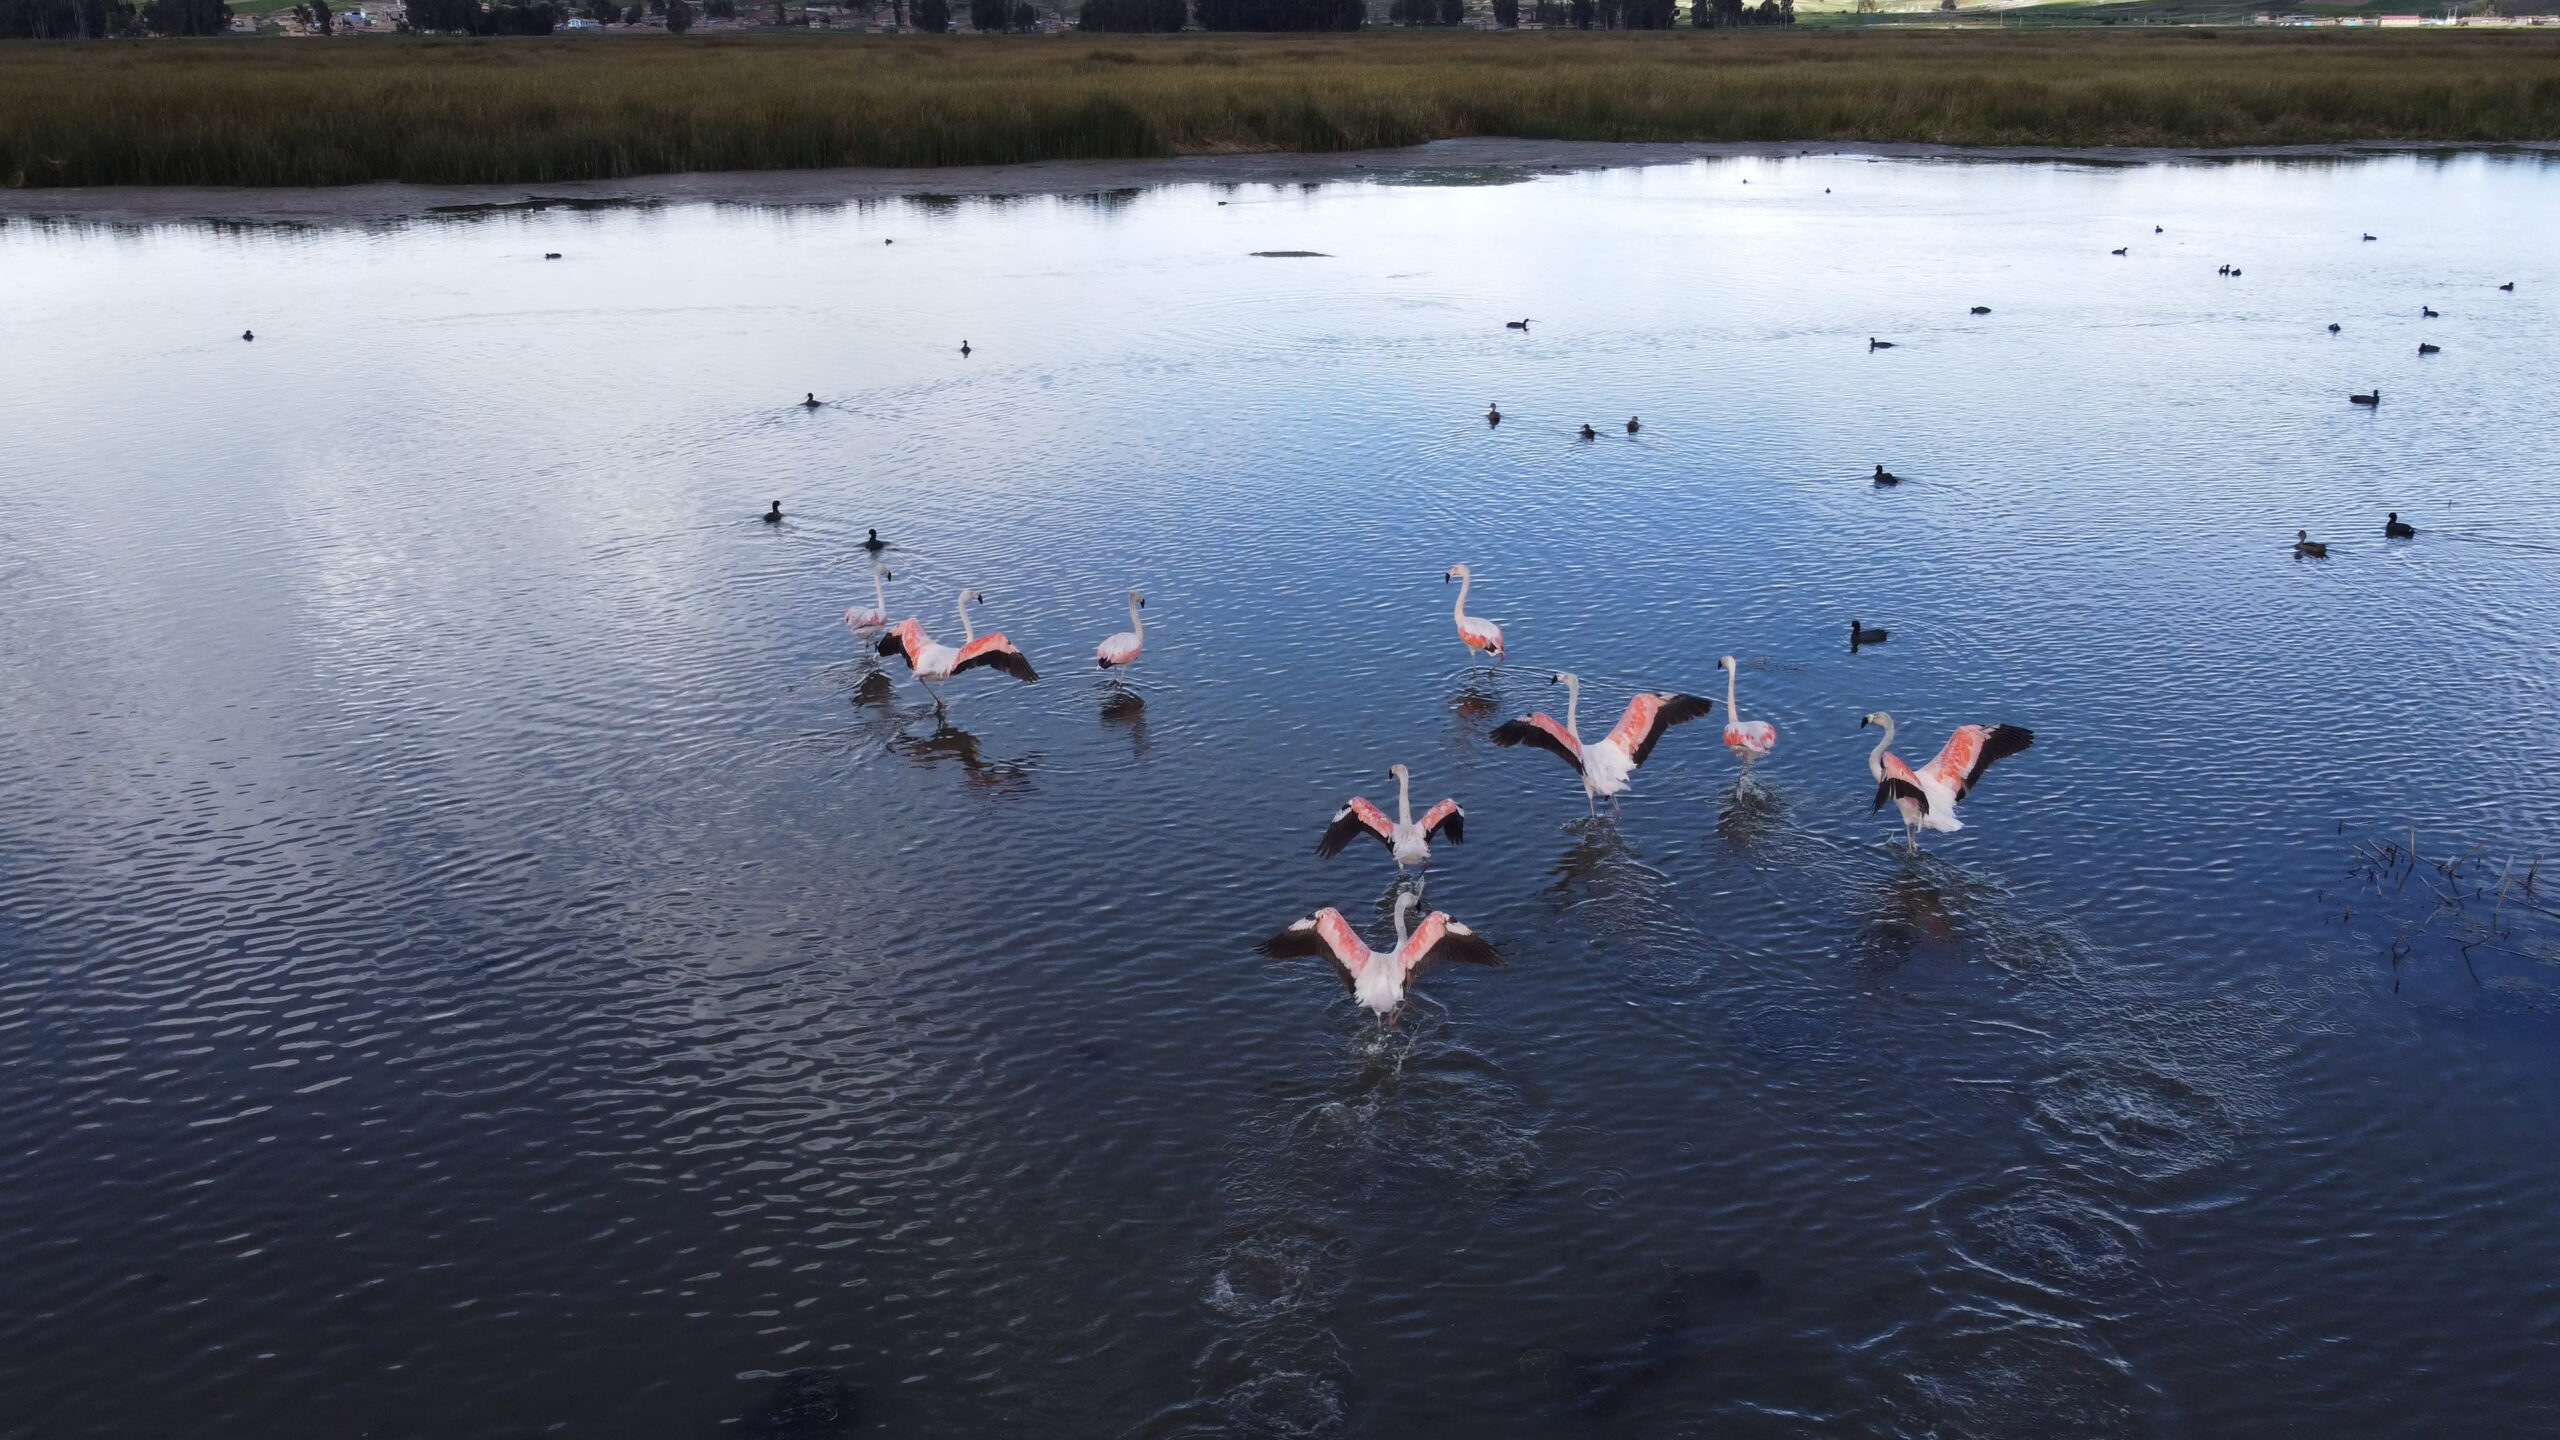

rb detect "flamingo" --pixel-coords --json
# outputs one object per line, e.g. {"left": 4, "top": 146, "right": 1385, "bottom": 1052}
{"left": 1097, "top": 591, "right": 1146, "bottom": 669}
{"left": 1258, "top": 891, "right": 1503, "bottom": 1020}
{"left": 1317, "top": 764, "right": 1464, "bottom": 880}
{"left": 1490, "top": 672, "right": 1713, "bottom": 816}
{"left": 876, "top": 588, "right": 1038, "bottom": 706}
{"left": 844, "top": 564, "right": 894, "bottom": 635}
{"left": 1716, "top": 656, "right": 1777, "bottom": 779}
{"left": 1861, "top": 712, "right": 2034, "bottom": 852}
{"left": 1444, "top": 564, "right": 1504, "bottom": 667}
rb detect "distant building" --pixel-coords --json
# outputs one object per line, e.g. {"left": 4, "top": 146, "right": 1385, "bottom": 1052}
{"left": 2377, "top": 11, "right": 2420, "bottom": 22}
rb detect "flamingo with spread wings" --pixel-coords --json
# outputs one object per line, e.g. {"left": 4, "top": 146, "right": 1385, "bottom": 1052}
{"left": 1258, "top": 891, "right": 1504, "bottom": 1019}
{"left": 844, "top": 564, "right": 894, "bottom": 635}
{"left": 1861, "top": 711, "right": 2034, "bottom": 851}
{"left": 876, "top": 588, "right": 1038, "bottom": 706}
{"left": 1443, "top": 564, "right": 1504, "bottom": 667}
{"left": 1716, "top": 656, "right": 1778, "bottom": 779}
{"left": 1317, "top": 763, "right": 1464, "bottom": 880}
{"left": 1490, "top": 671, "right": 1713, "bottom": 815}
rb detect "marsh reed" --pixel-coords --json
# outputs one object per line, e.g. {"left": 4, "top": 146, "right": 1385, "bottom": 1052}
{"left": 4, "top": 29, "right": 2557, "bottom": 188}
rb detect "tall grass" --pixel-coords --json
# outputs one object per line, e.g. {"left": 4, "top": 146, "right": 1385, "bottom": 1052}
{"left": 4, "top": 30, "right": 2557, "bottom": 188}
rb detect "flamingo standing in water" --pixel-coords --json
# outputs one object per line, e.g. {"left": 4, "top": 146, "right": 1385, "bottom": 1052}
{"left": 1096, "top": 591, "right": 1146, "bottom": 670}
{"left": 1444, "top": 564, "right": 1504, "bottom": 667}
{"left": 1490, "top": 672, "right": 1713, "bottom": 816}
{"left": 1716, "top": 656, "right": 1777, "bottom": 780}
{"left": 1861, "top": 711, "right": 2034, "bottom": 852}
{"left": 876, "top": 588, "right": 1038, "bottom": 706}
{"left": 844, "top": 565, "right": 894, "bottom": 636}
{"left": 1317, "top": 763, "right": 1464, "bottom": 882}
{"left": 1258, "top": 890, "right": 1503, "bottom": 1020}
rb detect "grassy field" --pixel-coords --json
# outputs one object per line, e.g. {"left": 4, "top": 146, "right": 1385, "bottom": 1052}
{"left": 3, "top": 30, "right": 2557, "bottom": 188}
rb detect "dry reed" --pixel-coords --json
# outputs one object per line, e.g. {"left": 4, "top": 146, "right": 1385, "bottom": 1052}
{"left": 4, "top": 29, "right": 2557, "bottom": 188}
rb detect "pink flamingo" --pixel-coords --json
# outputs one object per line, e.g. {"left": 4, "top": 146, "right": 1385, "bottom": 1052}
{"left": 1716, "top": 656, "right": 1777, "bottom": 780}
{"left": 844, "top": 564, "right": 893, "bottom": 636}
{"left": 1443, "top": 564, "right": 1504, "bottom": 667}
{"left": 1095, "top": 591, "right": 1146, "bottom": 669}
{"left": 1258, "top": 891, "right": 1503, "bottom": 1019}
{"left": 1316, "top": 763, "right": 1464, "bottom": 881}
{"left": 1862, "top": 711, "right": 2034, "bottom": 852}
{"left": 1491, "top": 671, "right": 1713, "bottom": 816}
{"left": 876, "top": 588, "right": 1037, "bottom": 707}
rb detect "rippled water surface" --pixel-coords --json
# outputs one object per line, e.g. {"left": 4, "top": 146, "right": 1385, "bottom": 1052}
{"left": 6, "top": 152, "right": 2560, "bottom": 1438}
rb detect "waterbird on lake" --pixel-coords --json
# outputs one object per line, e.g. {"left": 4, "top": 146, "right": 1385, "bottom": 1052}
{"left": 1850, "top": 619, "right": 1889, "bottom": 649}
{"left": 1317, "top": 764, "right": 1464, "bottom": 880}
{"left": 1491, "top": 672, "right": 1713, "bottom": 817}
{"left": 845, "top": 565, "right": 894, "bottom": 635}
{"left": 802, "top": 392, "right": 821, "bottom": 408}
{"left": 2363, "top": 233, "right": 2377, "bottom": 241}
{"left": 1862, "top": 712, "right": 2034, "bottom": 852}
{"left": 1970, "top": 306, "right": 1991, "bottom": 315}
{"left": 2231, "top": 268, "right": 2241, "bottom": 276}
{"left": 763, "top": 501, "right": 783, "bottom": 524}
{"left": 2295, "top": 530, "right": 2329, "bottom": 558}
{"left": 2421, "top": 307, "right": 2439, "bottom": 318}
{"left": 2419, "top": 343, "right": 2440, "bottom": 355}
{"left": 876, "top": 589, "right": 1038, "bottom": 705}
{"left": 1576, "top": 423, "right": 1596, "bottom": 440}
{"left": 1258, "top": 891, "right": 1502, "bottom": 1021}
{"left": 1444, "top": 564, "right": 1504, "bottom": 667}
{"left": 2500, "top": 282, "right": 2515, "bottom": 291}
{"left": 1487, "top": 402, "right": 1502, "bottom": 425}
{"left": 2351, "top": 389, "right": 2380, "bottom": 407}
{"left": 2386, "top": 512, "right": 2417, "bottom": 539}
{"left": 2329, "top": 323, "right": 2341, "bottom": 333}
{"left": 544, "top": 252, "right": 561, "bottom": 259}
{"left": 1716, "top": 657, "right": 1778, "bottom": 780}
{"left": 241, "top": 330, "right": 253, "bottom": 341}
{"left": 2219, "top": 265, "right": 2229, "bottom": 276}
{"left": 1096, "top": 591, "right": 1145, "bottom": 669}
{"left": 2156, "top": 225, "right": 2163, "bottom": 233}
{"left": 1626, "top": 417, "right": 1641, "bottom": 434}
{"left": 1507, "top": 319, "right": 1532, "bottom": 329}
{"left": 1869, "top": 338, "right": 1895, "bottom": 350}
{"left": 1873, "top": 464, "right": 1899, "bottom": 486}
{"left": 862, "top": 528, "right": 887, "bottom": 552}
{"left": 2112, "top": 247, "right": 2128, "bottom": 256}
{"left": 960, "top": 340, "right": 971, "bottom": 356}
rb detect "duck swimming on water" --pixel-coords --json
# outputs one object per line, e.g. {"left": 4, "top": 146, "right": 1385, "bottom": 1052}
{"left": 802, "top": 392, "right": 821, "bottom": 408}
{"left": 242, "top": 330, "right": 254, "bottom": 341}
{"left": 1873, "top": 464, "right": 1899, "bottom": 486}
{"left": 1970, "top": 306, "right": 1991, "bottom": 315}
{"left": 1580, "top": 424, "right": 1598, "bottom": 440}
{"left": 2294, "top": 530, "right": 2328, "bottom": 558}
{"left": 1869, "top": 337, "right": 1895, "bottom": 350}
{"left": 2385, "top": 512, "right": 2417, "bottom": 539}
{"left": 863, "top": 528, "right": 887, "bottom": 552}
{"left": 1625, "top": 417, "right": 1640, "bottom": 434}
{"left": 2351, "top": 389, "right": 2380, "bottom": 406}
{"left": 1506, "top": 319, "right": 1532, "bottom": 330}
{"left": 1487, "top": 402, "right": 1502, "bottom": 425}
{"left": 763, "top": 501, "right": 784, "bottom": 524}
{"left": 2418, "top": 343, "right": 2440, "bottom": 355}
{"left": 1850, "top": 619, "right": 1889, "bottom": 649}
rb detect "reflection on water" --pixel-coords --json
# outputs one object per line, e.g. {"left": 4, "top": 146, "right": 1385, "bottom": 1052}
{"left": 3, "top": 151, "right": 2560, "bottom": 1437}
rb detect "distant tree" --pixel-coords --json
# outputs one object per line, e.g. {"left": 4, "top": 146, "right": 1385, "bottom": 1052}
{"left": 967, "top": 0, "right": 1000, "bottom": 24}
{"left": 1438, "top": 0, "right": 1459, "bottom": 19}
{"left": 1566, "top": 0, "right": 1588, "bottom": 24}
{"left": 702, "top": 0, "right": 731, "bottom": 12}
{"left": 667, "top": 0, "right": 692, "bottom": 26}
{"left": 912, "top": 0, "right": 947, "bottom": 25}
{"left": 1491, "top": 0, "right": 1513, "bottom": 22}
{"left": 622, "top": 3, "right": 641, "bottom": 19}
{"left": 1621, "top": 0, "right": 1670, "bottom": 22}
{"left": 0, "top": 0, "right": 137, "bottom": 32}
{"left": 141, "top": 0, "right": 227, "bottom": 30}
{"left": 1010, "top": 0, "right": 1033, "bottom": 21}
{"left": 1079, "top": 0, "right": 1178, "bottom": 26}
{"left": 1192, "top": 0, "right": 1358, "bottom": 27}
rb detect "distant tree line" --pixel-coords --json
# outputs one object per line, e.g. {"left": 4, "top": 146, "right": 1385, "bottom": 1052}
{"left": 404, "top": 0, "right": 556, "bottom": 28}
{"left": 966, "top": 0, "right": 1036, "bottom": 27}
{"left": 1079, "top": 0, "right": 1353, "bottom": 26}
{"left": 1517, "top": 0, "right": 1785, "bottom": 23}
{"left": 2, "top": 0, "right": 234, "bottom": 32}
{"left": 1386, "top": 0, "right": 1460, "bottom": 21}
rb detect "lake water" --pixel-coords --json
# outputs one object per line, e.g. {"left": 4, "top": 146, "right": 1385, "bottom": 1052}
{"left": 5, "top": 150, "right": 2559, "bottom": 1439}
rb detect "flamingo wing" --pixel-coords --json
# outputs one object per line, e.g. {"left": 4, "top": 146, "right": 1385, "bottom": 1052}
{"left": 1258, "top": 908, "right": 1371, "bottom": 991}
{"left": 1418, "top": 798, "right": 1464, "bottom": 845}
{"left": 1872, "top": 775, "right": 1933, "bottom": 815}
{"left": 1462, "top": 618, "right": 1504, "bottom": 654}
{"left": 1490, "top": 713, "right": 1583, "bottom": 775}
{"left": 875, "top": 620, "right": 922, "bottom": 667}
{"left": 1399, "top": 912, "right": 1505, "bottom": 978}
{"left": 951, "top": 632, "right": 1038, "bottom": 683}
{"left": 1925, "top": 724, "right": 2034, "bottom": 799}
{"left": 1607, "top": 692, "right": 1715, "bottom": 768}
{"left": 1316, "top": 797, "right": 1396, "bottom": 858}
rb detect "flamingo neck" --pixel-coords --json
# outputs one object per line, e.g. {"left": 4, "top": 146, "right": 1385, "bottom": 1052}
{"left": 1562, "top": 683, "right": 1580, "bottom": 743}
{"left": 1452, "top": 570, "right": 1471, "bottom": 623}
{"left": 1129, "top": 596, "right": 1144, "bottom": 641}
{"left": 956, "top": 593, "right": 976, "bottom": 644}
{"left": 1395, "top": 770, "right": 1412, "bottom": 828}
{"left": 1725, "top": 664, "right": 1740, "bottom": 721}
{"left": 1392, "top": 894, "right": 1416, "bottom": 949}
{"left": 872, "top": 570, "right": 887, "bottom": 613}
{"left": 1866, "top": 717, "right": 1895, "bottom": 780}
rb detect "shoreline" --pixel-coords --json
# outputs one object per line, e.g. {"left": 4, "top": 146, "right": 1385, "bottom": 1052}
{"left": 6, "top": 137, "right": 2558, "bottom": 226}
